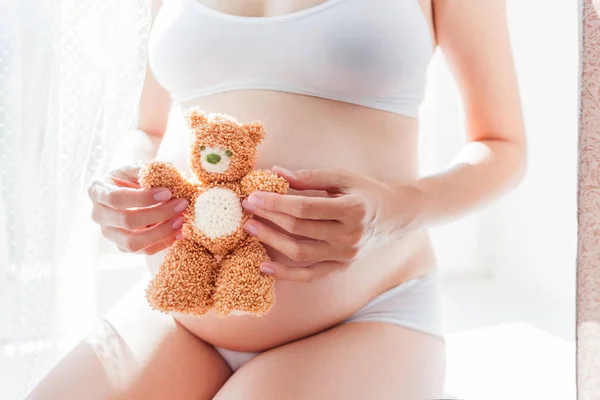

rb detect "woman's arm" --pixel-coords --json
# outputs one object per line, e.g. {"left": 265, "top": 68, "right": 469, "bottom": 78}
{"left": 112, "top": 0, "right": 172, "bottom": 165}
{"left": 415, "top": 0, "right": 526, "bottom": 227}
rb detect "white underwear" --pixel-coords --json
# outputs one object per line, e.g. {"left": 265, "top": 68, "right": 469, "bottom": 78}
{"left": 215, "top": 272, "right": 444, "bottom": 371}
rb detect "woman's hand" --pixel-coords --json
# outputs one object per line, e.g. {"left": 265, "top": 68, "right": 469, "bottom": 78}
{"left": 87, "top": 163, "right": 189, "bottom": 255}
{"left": 242, "top": 166, "right": 427, "bottom": 282}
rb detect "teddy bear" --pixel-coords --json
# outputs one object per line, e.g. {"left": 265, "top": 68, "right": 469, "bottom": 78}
{"left": 138, "top": 107, "right": 288, "bottom": 317}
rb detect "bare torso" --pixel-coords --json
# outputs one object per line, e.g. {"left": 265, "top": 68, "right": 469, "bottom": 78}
{"left": 146, "top": 0, "right": 438, "bottom": 353}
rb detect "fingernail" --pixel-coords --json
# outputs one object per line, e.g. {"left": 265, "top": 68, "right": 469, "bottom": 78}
{"left": 153, "top": 188, "right": 171, "bottom": 202}
{"left": 171, "top": 216, "right": 184, "bottom": 230}
{"left": 248, "top": 193, "right": 263, "bottom": 206}
{"left": 274, "top": 166, "right": 296, "bottom": 179}
{"left": 175, "top": 232, "right": 182, "bottom": 240}
{"left": 174, "top": 199, "right": 189, "bottom": 213}
{"left": 242, "top": 199, "right": 256, "bottom": 212}
{"left": 260, "top": 264, "right": 275, "bottom": 275}
{"left": 244, "top": 221, "right": 258, "bottom": 235}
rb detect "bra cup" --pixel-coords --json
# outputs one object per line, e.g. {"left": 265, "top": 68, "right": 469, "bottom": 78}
{"left": 148, "top": 0, "right": 434, "bottom": 117}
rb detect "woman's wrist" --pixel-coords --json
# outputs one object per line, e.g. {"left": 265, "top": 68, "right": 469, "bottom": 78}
{"left": 410, "top": 175, "right": 445, "bottom": 230}
{"left": 407, "top": 139, "right": 527, "bottom": 232}
{"left": 381, "top": 175, "right": 450, "bottom": 238}
{"left": 379, "top": 178, "right": 434, "bottom": 237}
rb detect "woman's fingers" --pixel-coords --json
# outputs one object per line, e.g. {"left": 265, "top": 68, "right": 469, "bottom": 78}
{"left": 87, "top": 162, "right": 174, "bottom": 209}
{"left": 88, "top": 179, "right": 172, "bottom": 210}
{"left": 92, "top": 198, "right": 189, "bottom": 230}
{"left": 243, "top": 168, "right": 378, "bottom": 283}
{"left": 88, "top": 163, "right": 187, "bottom": 254}
{"left": 244, "top": 219, "right": 357, "bottom": 264}
{"left": 101, "top": 216, "right": 184, "bottom": 253}
{"left": 134, "top": 234, "right": 178, "bottom": 256}
{"left": 272, "top": 167, "right": 353, "bottom": 192}
{"left": 242, "top": 200, "right": 361, "bottom": 246}
{"left": 244, "top": 192, "right": 350, "bottom": 221}
{"left": 243, "top": 192, "right": 366, "bottom": 225}
{"left": 259, "top": 260, "right": 349, "bottom": 283}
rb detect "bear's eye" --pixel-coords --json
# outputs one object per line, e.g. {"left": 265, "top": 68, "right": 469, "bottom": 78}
{"left": 225, "top": 150, "right": 233, "bottom": 157}
{"left": 200, "top": 145, "right": 205, "bottom": 151}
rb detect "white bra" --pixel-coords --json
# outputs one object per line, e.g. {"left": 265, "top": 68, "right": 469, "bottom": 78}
{"left": 148, "top": 0, "right": 435, "bottom": 118}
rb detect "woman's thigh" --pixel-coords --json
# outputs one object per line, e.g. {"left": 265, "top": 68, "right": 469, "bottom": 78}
{"left": 214, "top": 321, "right": 446, "bottom": 400}
{"left": 27, "top": 279, "right": 232, "bottom": 400}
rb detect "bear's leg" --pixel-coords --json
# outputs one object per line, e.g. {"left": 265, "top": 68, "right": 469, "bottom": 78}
{"left": 213, "top": 237, "right": 275, "bottom": 317}
{"left": 146, "top": 239, "right": 218, "bottom": 316}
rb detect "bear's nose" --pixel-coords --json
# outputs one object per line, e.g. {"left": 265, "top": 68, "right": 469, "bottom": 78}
{"left": 206, "top": 153, "right": 221, "bottom": 164}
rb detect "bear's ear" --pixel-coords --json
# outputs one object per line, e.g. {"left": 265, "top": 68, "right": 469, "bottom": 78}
{"left": 183, "top": 107, "right": 208, "bottom": 130}
{"left": 243, "top": 121, "right": 265, "bottom": 144}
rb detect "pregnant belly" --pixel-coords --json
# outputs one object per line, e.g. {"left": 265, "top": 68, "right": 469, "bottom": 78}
{"left": 147, "top": 91, "right": 436, "bottom": 351}
{"left": 163, "top": 231, "right": 437, "bottom": 352}
{"left": 174, "top": 277, "right": 365, "bottom": 352}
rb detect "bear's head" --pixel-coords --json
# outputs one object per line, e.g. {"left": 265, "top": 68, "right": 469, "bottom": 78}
{"left": 183, "top": 107, "right": 265, "bottom": 183}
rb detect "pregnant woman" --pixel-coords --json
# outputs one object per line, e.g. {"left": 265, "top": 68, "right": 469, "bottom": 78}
{"left": 29, "top": 0, "right": 526, "bottom": 398}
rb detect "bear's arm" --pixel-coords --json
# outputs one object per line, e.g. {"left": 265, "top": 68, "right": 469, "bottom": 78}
{"left": 139, "top": 161, "right": 201, "bottom": 201}
{"left": 241, "top": 169, "right": 289, "bottom": 197}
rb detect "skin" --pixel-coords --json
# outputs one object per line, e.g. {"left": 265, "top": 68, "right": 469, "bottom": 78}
{"left": 28, "top": 0, "right": 526, "bottom": 399}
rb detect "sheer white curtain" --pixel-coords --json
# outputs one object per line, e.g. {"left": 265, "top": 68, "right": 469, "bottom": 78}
{"left": 0, "top": 0, "right": 151, "bottom": 398}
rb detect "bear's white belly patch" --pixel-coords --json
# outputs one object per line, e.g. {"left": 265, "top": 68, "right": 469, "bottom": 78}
{"left": 193, "top": 188, "right": 243, "bottom": 239}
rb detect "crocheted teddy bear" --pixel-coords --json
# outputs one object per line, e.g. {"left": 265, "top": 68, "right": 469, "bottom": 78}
{"left": 139, "top": 108, "right": 288, "bottom": 317}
